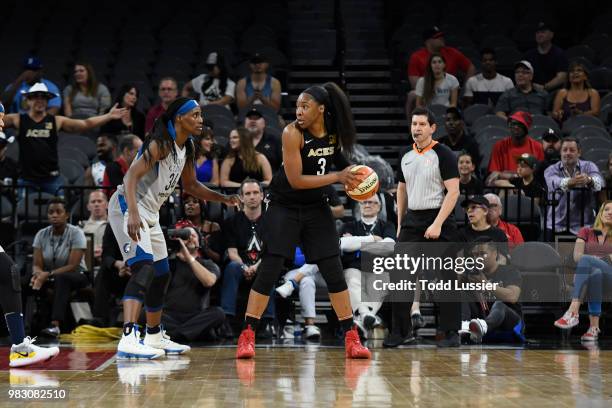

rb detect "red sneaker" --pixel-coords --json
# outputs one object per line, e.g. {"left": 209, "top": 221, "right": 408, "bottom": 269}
{"left": 236, "top": 325, "right": 256, "bottom": 359}
{"left": 345, "top": 326, "right": 371, "bottom": 359}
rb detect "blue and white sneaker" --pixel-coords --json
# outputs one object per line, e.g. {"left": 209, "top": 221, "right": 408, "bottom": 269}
{"left": 144, "top": 327, "right": 191, "bottom": 355}
{"left": 117, "top": 326, "right": 164, "bottom": 360}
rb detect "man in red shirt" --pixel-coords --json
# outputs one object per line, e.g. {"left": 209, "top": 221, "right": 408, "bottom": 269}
{"left": 484, "top": 193, "right": 524, "bottom": 249}
{"left": 145, "top": 77, "right": 178, "bottom": 134}
{"left": 486, "top": 111, "right": 544, "bottom": 186}
{"left": 101, "top": 134, "right": 142, "bottom": 197}
{"left": 405, "top": 27, "right": 476, "bottom": 116}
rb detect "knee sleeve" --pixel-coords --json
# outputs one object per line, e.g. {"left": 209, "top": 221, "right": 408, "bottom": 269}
{"left": 318, "top": 256, "right": 347, "bottom": 293}
{"left": 123, "top": 260, "right": 155, "bottom": 303}
{"left": 0, "top": 253, "right": 22, "bottom": 314}
{"left": 251, "top": 255, "right": 285, "bottom": 296}
{"left": 145, "top": 259, "right": 170, "bottom": 312}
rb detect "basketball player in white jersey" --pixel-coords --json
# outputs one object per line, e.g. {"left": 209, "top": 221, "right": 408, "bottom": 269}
{"left": 108, "top": 97, "right": 239, "bottom": 359}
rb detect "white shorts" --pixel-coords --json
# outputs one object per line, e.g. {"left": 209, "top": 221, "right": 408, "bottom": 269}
{"left": 108, "top": 192, "right": 168, "bottom": 265}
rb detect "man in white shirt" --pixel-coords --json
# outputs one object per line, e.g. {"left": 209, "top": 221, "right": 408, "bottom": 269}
{"left": 463, "top": 48, "right": 514, "bottom": 108}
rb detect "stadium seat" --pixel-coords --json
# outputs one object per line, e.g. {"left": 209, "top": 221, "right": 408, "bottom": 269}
{"left": 562, "top": 115, "right": 606, "bottom": 135}
{"left": 463, "top": 104, "right": 491, "bottom": 127}
{"left": 472, "top": 115, "right": 507, "bottom": 133}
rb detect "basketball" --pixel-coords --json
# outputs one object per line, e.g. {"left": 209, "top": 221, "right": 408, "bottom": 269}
{"left": 345, "top": 165, "right": 380, "bottom": 201}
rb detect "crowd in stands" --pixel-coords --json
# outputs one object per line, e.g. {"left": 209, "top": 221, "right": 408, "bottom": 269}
{"left": 0, "top": 3, "right": 611, "bottom": 347}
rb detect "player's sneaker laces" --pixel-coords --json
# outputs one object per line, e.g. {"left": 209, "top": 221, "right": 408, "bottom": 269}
{"left": 236, "top": 325, "right": 256, "bottom": 359}
{"left": 9, "top": 337, "right": 60, "bottom": 368}
{"left": 554, "top": 311, "right": 579, "bottom": 329}
{"left": 345, "top": 326, "right": 371, "bottom": 359}
{"left": 144, "top": 327, "right": 191, "bottom": 355}
{"left": 117, "top": 326, "right": 164, "bottom": 360}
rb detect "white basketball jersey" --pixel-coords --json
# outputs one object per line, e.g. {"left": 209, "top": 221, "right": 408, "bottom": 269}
{"left": 117, "top": 142, "right": 187, "bottom": 221}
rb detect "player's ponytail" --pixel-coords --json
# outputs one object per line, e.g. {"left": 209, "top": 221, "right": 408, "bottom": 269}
{"left": 303, "top": 82, "right": 356, "bottom": 153}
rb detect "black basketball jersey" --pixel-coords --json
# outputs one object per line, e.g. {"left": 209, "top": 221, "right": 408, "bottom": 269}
{"left": 18, "top": 114, "right": 59, "bottom": 180}
{"left": 269, "top": 127, "right": 349, "bottom": 206}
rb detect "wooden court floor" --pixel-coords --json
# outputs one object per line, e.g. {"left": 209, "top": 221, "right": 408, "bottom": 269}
{"left": 1, "top": 341, "right": 611, "bottom": 407}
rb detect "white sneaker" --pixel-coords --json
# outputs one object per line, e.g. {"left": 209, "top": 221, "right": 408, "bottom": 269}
{"left": 144, "top": 328, "right": 191, "bottom": 355}
{"left": 275, "top": 280, "right": 295, "bottom": 298}
{"left": 459, "top": 320, "right": 471, "bottom": 335}
{"left": 9, "top": 337, "right": 60, "bottom": 368}
{"left": 304, "top": 325, "right": 321, "bottom": 340}
{"left": 469, "top": 319, "right": 488, "bottom": 343}
{"left": 117, "top": 326, "right": 165, "bottom": 359}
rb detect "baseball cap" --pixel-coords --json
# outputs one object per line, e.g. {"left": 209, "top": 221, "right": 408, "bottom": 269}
{"left": 245, "top": 105, "right": 264, "bottom": 119}
{"left": 461, "top": 195, "right": 490, "bottom": 208}
{"left": 535, "top": 21, "right": 554, "bottom": 32}
{"left": 21, "top": 82, "right": 58, "bottom": 99}
{"left": 446, "top": 106, "right": 463, "bottom": 120}
{"left": 23, "top": 56, "right": 42, "bottom": 70}
{"left": 514, "top": 60, "right": 534, "bottom": 73}
{"left": 0, "top": 132, "right": 15, "bottom": 145}
{"left": 206, "top": 52, "right": 218, "bottom": 65}
{"left": 250, "top": 53, "right": 266, "bottom": 64}
{"left": 516, "top": 153, "right": 537, "bottom": 169}
{"left": 508, "top": 111, "right": 533, "bottom": 130}
{"left": 542, "top": 128, "right": 561, "bottom": 142}
{"left": 422, "top": 26, "right": 444, "bottom": 41}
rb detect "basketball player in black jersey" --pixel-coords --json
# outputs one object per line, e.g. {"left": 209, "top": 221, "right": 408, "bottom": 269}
{"left": 235, "top": 82, "right": 371, "bottom": 359}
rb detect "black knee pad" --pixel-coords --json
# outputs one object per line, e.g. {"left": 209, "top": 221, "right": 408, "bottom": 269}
{"left": 318, "top": 256, "right": 347, "bottom": 293}
{"left": 251, "top": 255, "right": 285, "bottom": 295}
{"left": 123, "top": 261, "right": 155, "bottom": 303}
{"left": 0, "top": 252, "right": 22, "bottom": 313}
{"left": 145, "top": 259, "right": 170, "bottom": 312}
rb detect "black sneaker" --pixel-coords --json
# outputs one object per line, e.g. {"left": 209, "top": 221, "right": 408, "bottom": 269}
{"left": 437, "top": 331, "right": 460, "bottom": 348}
{"left": 219, "top": 317, "right": 235, "bottom": 339}
{"left": 256, "top": 320, "right": 274, "bottom": 340}
{"left": 411, "top": 313, "right": 425, "bottom": 330}
{"left": 383, "top": 332, "right": 415, "bottom": 348}
{"left": 41, "top": 326, "right": 60, "bottom": 338}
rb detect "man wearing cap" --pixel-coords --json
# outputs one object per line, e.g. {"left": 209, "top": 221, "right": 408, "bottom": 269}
{"left": 183, "top": 52, "right": 235, "bottom": 108}
{"left": 235, "top": 53, "right": 282, "bottom": 112}
{"left": 495, "top": 60, "right": 548, "bottom": 119}
{"left": 438, "top": 107, "right": 481, "bottom": 169}
{"left": 463, "top": 48, "right": 514, "bottom": 107}
{"left": 524, "top": 22, "right": 568, "bottom": 91}
{"left": 486, "top": 111, "right": 544, "bottom": 186}
{"left": 535, "top": 128, "right": 562, "bottom": 186}
{"left": 244, "top": 106, "right": 282, "bottom": 172}
{"left": 145, "top": 77, "right": 178, "bottom": 134}
{"left": 494, "top": 153, "right": 545, "bottom": 201}
{"left": 544, "top": 137, "right": 603, "bottom": 238}
{"left": 405, "top": 26, "right": 476, "bottom": 116}
{"left": 1, "top": 56, "right": 62, "bottom": 115}
{"left": 459, "top": 196, "right": 509, "bottom": 253}
{"left": 2, "top": 83, "right": 126, "bottom": 199}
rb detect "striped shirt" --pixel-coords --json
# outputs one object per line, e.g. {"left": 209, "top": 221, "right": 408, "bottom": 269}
{"left": 398, "top": 141, "right": 458, "bottom": 210}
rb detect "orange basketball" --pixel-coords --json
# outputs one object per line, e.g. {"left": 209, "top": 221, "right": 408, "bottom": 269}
{"left": 345, "top": 165, "right": 380, "bottom": 201}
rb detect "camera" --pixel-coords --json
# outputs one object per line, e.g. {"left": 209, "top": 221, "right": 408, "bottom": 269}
{"left": 168, "top": 229, "right": 191, "bottom": 240}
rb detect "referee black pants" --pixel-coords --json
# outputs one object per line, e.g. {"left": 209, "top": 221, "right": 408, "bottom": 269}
{"left": 394, "top": 209, "right": 461, "bottom": 334}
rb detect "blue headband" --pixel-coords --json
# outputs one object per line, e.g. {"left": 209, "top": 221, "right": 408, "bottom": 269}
{"left": 167, "top": 99, "right": 199, "bottom": 140}
{"left": 0, "top": 103, "right": 4, "bottom": 114}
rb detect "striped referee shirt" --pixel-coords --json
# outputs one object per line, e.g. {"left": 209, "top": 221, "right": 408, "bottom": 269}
{"left": 398, "top": 141, "right": 459, "bottom": 210}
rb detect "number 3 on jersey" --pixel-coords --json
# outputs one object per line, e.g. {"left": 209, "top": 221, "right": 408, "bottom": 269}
{"left": 316, "top": 158, "right": 326, "bottom": 175}
{"left": 164, "top": 173, "right": 178, "bottom": 191}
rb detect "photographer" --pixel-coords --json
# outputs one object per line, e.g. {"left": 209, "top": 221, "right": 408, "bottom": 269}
{"left": 462, "top": 239, "right": 523, "bottom": 343}
{"left": 161, "top": 225, "right": 224, "bottom": 343}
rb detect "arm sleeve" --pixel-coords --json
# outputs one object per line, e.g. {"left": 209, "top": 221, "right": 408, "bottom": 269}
{"left": 463, "top": 77, "right": 475, "bottom": 97}
{"left": 191, "top": 75, "right": 205, "bottom": 93}
{"left": 225, "top": 79, "right": 236, "bottom": 98}
{"left": 200, "top": 259, "right": 221, "bottom": 279}
{"left": 585, "top": 162, "right": 604, "bottom": 192}
{"left": 435, "top": 144, "right": 460, "bottom": 180}
{"left": 503, "top": 266, "right": 522, "bottom": 288}
{"left": 448, "top": 74, "right": 460, "bottom": 89}
{"left": 98, "top": 84, "right": 112, "bottom": 114}
{"left": 71, "top": 227, "right": 88, "bottom": 250}
{"left": 576, "top": 227, "right": 590, "bottom": 242}
{"left": 487, "top": 141, "right": 504, "bottom": 173}
{"left": 63, "top": 85, "right": 72, "bottom": 100}
{"left": 32, "top": 230, "right": 43, "bottom": 249}
{"left": 415, "top": 78, "right": 424, "bottom": 97}
{"left": 495, "top": 90, "right": 511, "bottom": 114}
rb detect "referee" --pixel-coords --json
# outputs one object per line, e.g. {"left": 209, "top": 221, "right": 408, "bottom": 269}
{"left": 388, "top": 107, "right": 461, "bottom": 348}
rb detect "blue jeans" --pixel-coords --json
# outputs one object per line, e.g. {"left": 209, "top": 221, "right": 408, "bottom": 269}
{"left": 18, "top": 176, "right": 64, "bottom": 201}
{"left": 571, "top": 255, "right": 612, "bottom": 316}
{"left": 221, "top": 261, "right": 275, "bottom": 319}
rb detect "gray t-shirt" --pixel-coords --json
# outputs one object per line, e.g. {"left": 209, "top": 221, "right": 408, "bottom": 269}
{"left": 415, "top": 73, "right": 459, "bottom": 106}
{"left": 63, "top": 84, "right": 112, "bottom": 119}
{"left": 33, "top": 224, "right": 88, "bottom": 272}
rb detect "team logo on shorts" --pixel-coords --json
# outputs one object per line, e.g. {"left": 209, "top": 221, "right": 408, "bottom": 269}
{"left": 123, "top": 243, "right": 132, "bottom": 253}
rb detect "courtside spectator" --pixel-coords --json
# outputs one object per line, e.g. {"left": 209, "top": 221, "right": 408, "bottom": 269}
{"left": 101, "top": 134, "right": 142, "bottom": 196}
{"left": 236, "top": 53, "right": 282, "bottom": 112}
{"left": 524, "top": 22, "right": 568, "bottom": 91}
{"left": 544, "top": 137, "right": 603, "bottom": 236}
{"left": 535, "top": 128, "right": 561, "bottom": 186}
{"left": 463, "top": 48, "right": 514, "bottom": 107}
{"left": 486, "top": 111, "right": 544, "bottom": 186}
{"left": 83, "top": 133, "right": 117, "bottom": 187}
{"left": 459, "top": 196, "right": 509, "bottom": 254}
{"left": 194, "top": 127, "right": 219, "bottom": 185}
{"left": 484, "top": 193, "right": 524, "bottom": 249}
{"left": 79, "top": 190, "right": 108, "bottom": 260}
{"left": 494, "top": 153, "right": 545, "bottom": 203}
{"left": 145, "top": 77, "right": 178, "bottom": 134}
{"left": 415, "top": 53, "right": 459, "bottom": 108}
{"left": 458, "top": 151, "right": 484, "bottom": 195}
{"left": 63, "top": 63, "right": 111, "bottom": 119}
{"left": 100, "top": 84, "right": 145, "bottom": 139}
{"left": 183, "top": 52, "right": 235, "bottom": 109}
{"left": 177, "top": 194, "right": 223, "bottom": 265}
{"left": 220, "top": 127, "right": 272, "bottom": 187}
{"left": 1, "top": 83, "right": 125, "bottom": 200}
{"left": 552, "top": 61, "right": 600, "bottom": 123}
{"left": 31, "top": 198, "right": 89, "bottom": 338}
{"left": 244, "top": 106, "right": 282, "bottom": 172}
{"left": 1, "top": 56, "right": 61, "bottom": 115}
{"left": 495, "top": 61, "right": 548, "bottom": 118}
{"left": 438, "top": 107, "right": 481, "bottom": 167}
